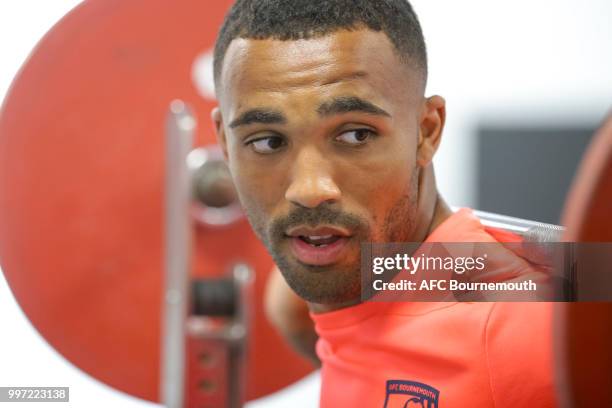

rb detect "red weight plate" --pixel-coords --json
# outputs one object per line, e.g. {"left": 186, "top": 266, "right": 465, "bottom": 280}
{"left": 561, "top": 113, "right": 612, "bottom": 406}
{"left": 563, "top": 113, "right": 612, "bottom": 242}
{"left": 0, "top": 0, "right": 311, "bottom": 402}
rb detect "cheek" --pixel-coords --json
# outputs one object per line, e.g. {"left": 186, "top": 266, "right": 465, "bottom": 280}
{"left": 370, "top": 172, "right": 416, "bottom": 237}
{"left": 228, "top": 151, "right": 286, "bottom": 220}
{"left": 343, "top": 146, "right": 416, "bottom": 209}
{"left": 229, "top": 167, "right": 269, "bottom": 240}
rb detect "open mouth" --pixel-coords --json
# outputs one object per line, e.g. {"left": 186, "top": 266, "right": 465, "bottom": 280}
{"left": 297, "top": 234, "right": 342, "bottom": 247}
{"left": 286, "top": 226, "right": 352, "bottom": 266}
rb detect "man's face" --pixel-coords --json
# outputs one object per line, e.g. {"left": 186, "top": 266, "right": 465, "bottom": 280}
{"left": 215, "top": 29, "right": 427, "bottom": 305}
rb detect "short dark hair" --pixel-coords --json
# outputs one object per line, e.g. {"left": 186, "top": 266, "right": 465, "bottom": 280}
{"left": 213, "top": 0, "right": 428, "bottom": 87}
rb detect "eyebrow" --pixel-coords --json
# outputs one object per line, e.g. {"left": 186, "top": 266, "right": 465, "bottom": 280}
{"left": 317, "top": 96, "right": 391, "bottom": 118}
{"left": 229, "top": 109, "right": 286, "bottom": 128}
{"left": 229, "top": 96, "right": 390, "bottom": 129}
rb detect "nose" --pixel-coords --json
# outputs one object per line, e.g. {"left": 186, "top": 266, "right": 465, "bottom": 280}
{"left": 285, "top": 147, "right": 341, "bottom": 208}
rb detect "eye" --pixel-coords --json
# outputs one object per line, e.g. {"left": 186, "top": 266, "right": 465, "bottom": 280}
{"left": 335, "top": 129, "right": 376, "bottom": 146}
{"left": 247, "top": 135, "right": 286, "bottom": 154}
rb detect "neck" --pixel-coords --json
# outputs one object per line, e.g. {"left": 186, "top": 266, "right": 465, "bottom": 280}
{"left": 410, "top": 164, "right": 453, "bottom": 241}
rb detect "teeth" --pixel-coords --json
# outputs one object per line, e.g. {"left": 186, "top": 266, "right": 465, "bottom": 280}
{"left": 308, "top": 235, "right": 333, "bottom": 240}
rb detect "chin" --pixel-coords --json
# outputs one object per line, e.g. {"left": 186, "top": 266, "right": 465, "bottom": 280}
{"left": 281, "top": 263, "right": 362, "bottom": 305}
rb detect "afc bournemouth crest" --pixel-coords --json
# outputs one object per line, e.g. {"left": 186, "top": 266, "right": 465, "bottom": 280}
{"left": 383, "top": 380, "right": 440, "bottom": 408}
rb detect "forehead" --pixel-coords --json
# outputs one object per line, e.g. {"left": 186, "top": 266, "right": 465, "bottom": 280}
{"left": 217, "top": 29, "right": 421, "bottom": 112}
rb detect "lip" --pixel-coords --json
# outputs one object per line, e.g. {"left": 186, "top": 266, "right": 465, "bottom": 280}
{"left": 285, "top": 225, "right": 351, "bottom": 238}
{"left": 286, "top": 225, "right": 352, "bottom": 266}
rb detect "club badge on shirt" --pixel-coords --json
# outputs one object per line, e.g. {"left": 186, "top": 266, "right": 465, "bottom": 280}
{"left": 383, "top": 380, "right": 440, "bottom": 408}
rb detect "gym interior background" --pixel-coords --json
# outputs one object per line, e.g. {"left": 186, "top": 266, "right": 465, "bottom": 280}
{"left": 0, "top": 1, "right": 610, "bottom": 407}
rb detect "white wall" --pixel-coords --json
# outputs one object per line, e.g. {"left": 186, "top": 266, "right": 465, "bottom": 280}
{"left": 412, "top": 0, "right": 612, "bottom": 207}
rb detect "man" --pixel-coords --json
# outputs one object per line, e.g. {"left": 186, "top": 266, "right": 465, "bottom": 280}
{"left": 211, "top": 0, "right": 557, "bottom": 406}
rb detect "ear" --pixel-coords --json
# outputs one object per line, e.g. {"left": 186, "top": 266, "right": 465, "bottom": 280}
{"left": 211, "top": 106, "right": 229, "bottom": 161}
{"left": 416, "top": 95, "right": 446, "bottom": 167}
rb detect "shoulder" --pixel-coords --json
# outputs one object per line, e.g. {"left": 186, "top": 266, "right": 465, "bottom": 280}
{"left": 426, "top": 207, "right": 498, "bottom": 243}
